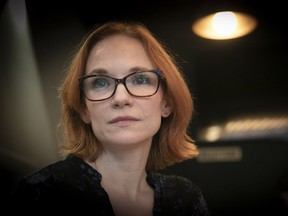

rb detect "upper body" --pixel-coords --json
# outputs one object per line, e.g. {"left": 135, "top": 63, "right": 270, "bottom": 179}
{"left": 11, "top": 154, "right": 210, "bottom": 216}
{"left": 10, "top": 21, "right": 210, "bottom": 215}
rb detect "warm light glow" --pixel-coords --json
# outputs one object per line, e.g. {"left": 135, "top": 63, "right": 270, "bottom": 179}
{"left": 192, "top": 11, "right": 257, "bottom": 40}
{"left": 197, "top": 146, "right": 242, "bottom": 163}
{"left": 204, "top": 125, "right": 223, "bottom": 142}
{"left": 212, "top": 12, "right": 237, "bottom": 36}
{"left": 199, "top": 115, "right": 288, "bottom": 142}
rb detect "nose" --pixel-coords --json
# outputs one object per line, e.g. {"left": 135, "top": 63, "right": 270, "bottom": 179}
{"left": 111, "top": 83, "right": 133, "bottom": 107}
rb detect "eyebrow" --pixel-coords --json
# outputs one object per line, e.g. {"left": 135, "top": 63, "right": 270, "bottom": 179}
{"left": 129, "top": 66, "right": 151, "bottom": 72}
{"left": 87, "top": 68, "right": 107, "bottom": 75}
{"left": 87, "top": 66, "right": 153, "bottom": 76}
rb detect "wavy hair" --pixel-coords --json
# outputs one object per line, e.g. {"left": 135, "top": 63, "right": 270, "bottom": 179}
{"left": 58, "top": 21, "right": 199, "bottom": 171}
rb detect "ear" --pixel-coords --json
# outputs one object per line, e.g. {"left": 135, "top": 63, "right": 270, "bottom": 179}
{"left": 80, "top": 108, "right": 91, "bottom": 124}
{"left": 161, "top": 97, "right": 173, "bottom": 118}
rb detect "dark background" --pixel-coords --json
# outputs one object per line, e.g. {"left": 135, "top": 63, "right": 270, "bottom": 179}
{"left": 1, "top": 0, "right": 288, "bottom": 215}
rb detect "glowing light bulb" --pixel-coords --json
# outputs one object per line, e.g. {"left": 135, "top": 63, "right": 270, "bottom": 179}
{"left": 212, "top": 11, "right": 237, "bottom": 36}
{"left": 192, "top": 11, "right": 257, "bottom": 40}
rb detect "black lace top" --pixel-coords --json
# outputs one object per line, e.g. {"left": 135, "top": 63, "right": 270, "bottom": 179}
{"left": 10, "top": 155, "right": 210, "bottom": 215}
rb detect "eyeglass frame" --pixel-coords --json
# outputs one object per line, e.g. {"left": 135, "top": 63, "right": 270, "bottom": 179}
{"left": 78, "top": 69, "right": 165, "bottom": 102}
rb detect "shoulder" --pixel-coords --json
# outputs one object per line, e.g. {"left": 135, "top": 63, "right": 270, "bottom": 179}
{"left": 9, "top": 155, "right": 101, "bottom": 201}
{"left": 17, "top": 156, "right": 72, "bottom": 185}
{"left": 16, "top": 155, "right": 98, "bottom": 184}
{"left": 147, "top": 172, "right": 211, "bottom": 216}
{"left": 148, "top": 172, "right": 201, "bottom": 194}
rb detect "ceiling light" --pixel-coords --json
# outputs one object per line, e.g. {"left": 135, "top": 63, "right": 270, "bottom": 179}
{"left": 198, "top": 115, "right": 288, "bottom": 142}
{"left": 192, "top": 11, "right": 257, "bottom": 40}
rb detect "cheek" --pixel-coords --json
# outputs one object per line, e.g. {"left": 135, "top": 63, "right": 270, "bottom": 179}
{"left": 143, "top": 100, "right": 163, "bottom": 123}
{"left": 86, "top": 104, "right": 107, "bottom": 136}
{"left": 85, "top": 102, "right": 105, "bottom": 122}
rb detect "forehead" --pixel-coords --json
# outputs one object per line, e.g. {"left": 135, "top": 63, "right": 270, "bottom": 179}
{"left": 91, "top": 34, "right": 145, "bottom": 56}
{"left": 86, "top": 34, "right": 155, "bottom": 74}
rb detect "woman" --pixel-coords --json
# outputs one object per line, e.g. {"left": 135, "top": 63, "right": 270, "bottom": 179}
{"left": 10, "top": 21, "right": 210, "bottom": 216}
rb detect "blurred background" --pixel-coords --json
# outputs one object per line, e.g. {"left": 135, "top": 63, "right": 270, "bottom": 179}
{"left": 1, "top": 0, "right": 288, "bottom": 214}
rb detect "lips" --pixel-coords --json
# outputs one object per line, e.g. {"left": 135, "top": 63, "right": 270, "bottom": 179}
{"left": 109, "top": 116, "right": 139, "bottom": 124}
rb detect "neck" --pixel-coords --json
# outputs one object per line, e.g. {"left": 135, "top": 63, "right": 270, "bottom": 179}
{"left": 87, "top": 144, "right": 154, "bottom": 216}
{"left": 93, "top": 142, "right": 151, "bottom": 190}
{"left": 101, "top": 150, "right": 148, "bottom": 182}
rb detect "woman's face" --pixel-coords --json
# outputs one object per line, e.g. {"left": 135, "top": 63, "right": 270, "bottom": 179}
{"left": 82, "top": 34, "right": 172, "bottom": 150}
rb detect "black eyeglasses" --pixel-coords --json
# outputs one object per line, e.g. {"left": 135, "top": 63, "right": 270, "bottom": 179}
{"left": 79, "top": 70, "right": 164, "bottom": 101}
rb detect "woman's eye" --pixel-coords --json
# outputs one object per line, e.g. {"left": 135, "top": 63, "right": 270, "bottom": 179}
{"left": 92, "top": 78, "right": 109, "bottom": 89}
{"left": 134, "top": 76, "right": 150, "bottom": 84}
